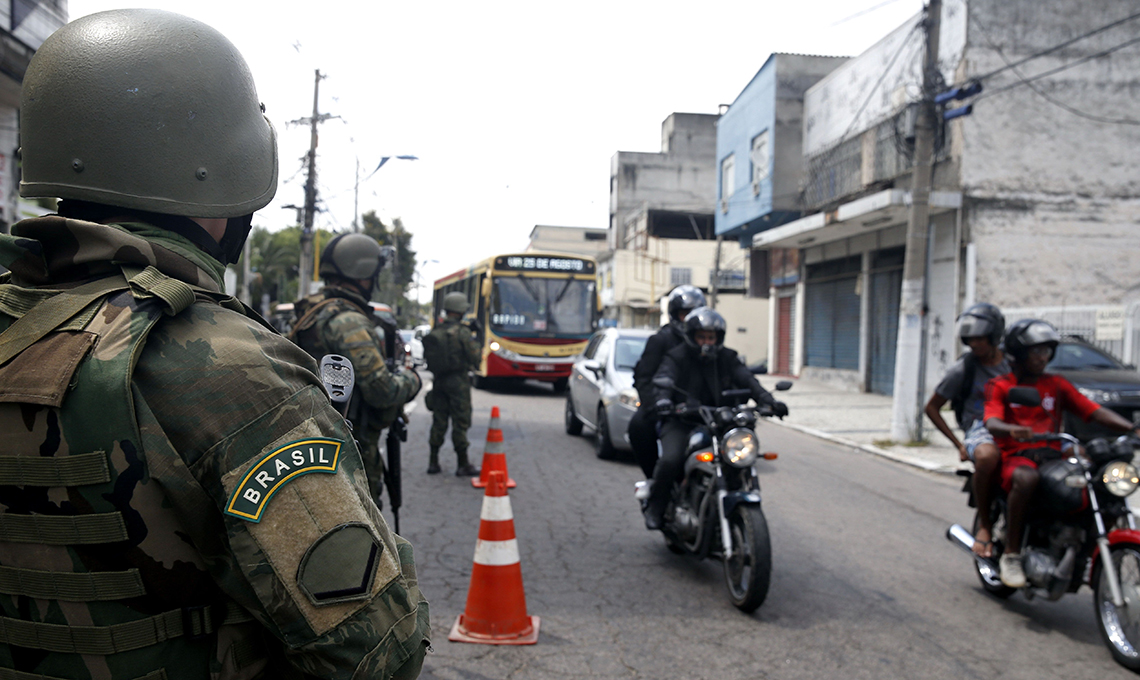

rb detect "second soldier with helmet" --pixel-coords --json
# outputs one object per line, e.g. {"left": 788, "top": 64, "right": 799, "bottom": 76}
{"left": 291, "top": 232, "right": 422, "bottom": 505}
{"left": 422, "top": 291, "right": 483, "bottom": 476}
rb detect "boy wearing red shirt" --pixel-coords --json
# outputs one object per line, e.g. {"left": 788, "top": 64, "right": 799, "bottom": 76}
{"left": 984, "top": 319, "right": 1140, "bottom": 588}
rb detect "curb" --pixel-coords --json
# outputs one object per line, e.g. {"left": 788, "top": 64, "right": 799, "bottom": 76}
{"left": 766, "top": 418, "right": 960, "bottom": 475}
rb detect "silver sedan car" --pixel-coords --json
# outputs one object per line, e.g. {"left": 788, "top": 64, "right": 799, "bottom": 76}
{"left": 564, "top": 328, "right": 653, "bottom": 459}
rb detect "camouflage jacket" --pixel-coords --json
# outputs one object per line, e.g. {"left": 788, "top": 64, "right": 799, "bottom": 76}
{"left": 290, "top": 286, "right": 419, "bottom": 432}
{"left": 0, "top": 216, "right": 429, "bottom": 680}
{"left": 422, "top": 318, "right": 480, "bottom": 377}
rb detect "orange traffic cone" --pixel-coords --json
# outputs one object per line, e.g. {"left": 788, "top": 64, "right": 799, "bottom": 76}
{"left": 472, "top": 406, "right": 516, "bottom": 489}
{"left": 449, "top": 470, "right": 540, "bottom": 645}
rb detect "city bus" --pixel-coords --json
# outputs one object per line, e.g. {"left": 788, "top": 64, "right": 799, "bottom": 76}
{"left": 432, "top": 252, "right": 599, "bottom": 391}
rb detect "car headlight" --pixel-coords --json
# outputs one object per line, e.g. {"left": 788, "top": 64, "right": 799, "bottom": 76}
{"left": 618, "top": 388, "right": 640, "bottom": 410}
{"left": 721, "top": 428, "right": 758, "bottom": 468}
{"left": 1103, "top": 461, "right": 1140, "bottom": 497}
{"left": 1079, "top": 387, "right": 1121, "bottom": 404}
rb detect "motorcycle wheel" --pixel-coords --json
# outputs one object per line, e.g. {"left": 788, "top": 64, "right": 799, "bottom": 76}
{"left": 723, "top": 504, "right": 771, "bottom": 613}
{"left": 595, "top": 406, "right": 617, "bottom": 460}
{"left": 973, "top": 511, "right": 1014, "bottom": 599}
{"left": 1093, "top": 542, "right": 1140, "bottom": 672}
{"left": 564, "top": 395, "right": 583, "bottom": 435}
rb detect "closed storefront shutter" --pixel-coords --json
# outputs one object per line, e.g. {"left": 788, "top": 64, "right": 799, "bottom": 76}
{"left": 868, "top": 247, "right": 905, "bottom": 395}
{"left": 804, "top": 256, "right": 860, "bottom": 371}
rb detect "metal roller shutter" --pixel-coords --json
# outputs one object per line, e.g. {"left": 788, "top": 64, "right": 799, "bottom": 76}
{"left": 805, "top": 276, "right": 859, "bottom": 370}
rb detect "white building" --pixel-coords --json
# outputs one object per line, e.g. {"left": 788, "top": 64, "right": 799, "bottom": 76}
{"left": 525, "top": 225, "right": 608, "bottom": 258}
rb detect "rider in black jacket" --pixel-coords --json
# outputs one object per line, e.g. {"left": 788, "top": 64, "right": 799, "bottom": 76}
{"left": 643, "top": 307, "right": 787, "bottom": 530}
{"left": 629, "top": 285, "right": 707, "bottom": 476}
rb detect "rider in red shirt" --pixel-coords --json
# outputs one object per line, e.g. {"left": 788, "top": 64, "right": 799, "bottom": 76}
{"left": 984, "top": 319, "right": 1140, "bottom": 589}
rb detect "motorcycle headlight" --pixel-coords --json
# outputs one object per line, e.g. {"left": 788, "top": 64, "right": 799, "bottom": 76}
{"left": 1102, "top": 461, "right": 1140, "bottom": 497}
{"left": 721, "top": 428, "right": 758, "bottom": 468}
{"left": 618, "top": 388, "right": 640, "bottom": 410}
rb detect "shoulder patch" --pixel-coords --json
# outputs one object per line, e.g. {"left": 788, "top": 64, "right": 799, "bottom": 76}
{"left": 226, "top": 438, "right": 344, "bottom": 522}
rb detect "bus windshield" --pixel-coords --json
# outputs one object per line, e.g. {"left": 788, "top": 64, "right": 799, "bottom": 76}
{"left": 491, "top": 276, "right": 595, "bottom": 337}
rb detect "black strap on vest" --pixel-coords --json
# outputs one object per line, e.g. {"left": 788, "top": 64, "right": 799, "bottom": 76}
{"left": 57, "top": 200, "right": 227, "bottom": 264}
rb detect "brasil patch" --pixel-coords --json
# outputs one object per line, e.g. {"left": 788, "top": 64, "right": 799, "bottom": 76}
{"left": 225, "top": 438, "right": 343, "bottom": 522}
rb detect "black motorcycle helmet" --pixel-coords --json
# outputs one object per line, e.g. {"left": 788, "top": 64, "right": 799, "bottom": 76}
{"left": 957, "top": 302, "right": 1005, "bottom": 347}
{"left": 1003, "top": 318, "right": 1061, "bottom": 364}
{"left": 683, "top": 306, "right": 726, "bottom": 361}
{"left": 667, "top": 285, "right": 707, "bottom": 331}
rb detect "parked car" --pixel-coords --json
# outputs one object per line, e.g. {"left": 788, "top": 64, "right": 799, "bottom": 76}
{"left": 399, "top": 329, "right": 424, "bottom": 366}
{"left": 1050, "top": 336, "right": 1140, "bottom": 439}
{"left": 564, "top": 328, "right": 653, "bottom": 459}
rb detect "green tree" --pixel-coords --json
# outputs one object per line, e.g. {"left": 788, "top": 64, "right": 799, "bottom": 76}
{"left": 360, "top": 211, "right": 419, "bottom": 326}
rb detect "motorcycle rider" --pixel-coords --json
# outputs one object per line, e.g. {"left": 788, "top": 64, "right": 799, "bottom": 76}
{"left": 924, "top": 303, "right": 1009, "bottom": 557}
{"left": 984, "top": 319, "right": 1140, "bottom": 588}
{"left": 629, "top": 284, "right": 707, "bottom": 477}
{"left": 643, "top": 307, "right": 788, "bottom": 530}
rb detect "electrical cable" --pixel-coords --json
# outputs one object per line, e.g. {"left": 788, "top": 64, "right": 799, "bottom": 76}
{"left": 972, "top": 35, "right": 1140, "bottom": 111}
{"left": 972, "top": 9, "right": 1140, "bottom": 84}
{"left": 970, "top": 12, "right": 1140, "bottom": 126}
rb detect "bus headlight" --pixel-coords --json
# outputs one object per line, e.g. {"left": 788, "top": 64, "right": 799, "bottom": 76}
{"left": 721, "top": 428, "right": 758, "bottom": 468}
{"left": 489, "top": 341, "right": 501, "bottom": 351}
{"left": 1102, "top": 462, "right": 1140, "bottom": 497}
{"left": 618, "top": 388, "right": 639, "bottom": 410}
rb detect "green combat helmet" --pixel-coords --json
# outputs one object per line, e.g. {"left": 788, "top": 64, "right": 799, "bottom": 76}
{"left": 443, "top": 291, "right": 469, "bottom": 314}
{"left": 19, "top": 9, "right": 278, "bottom": 262}
{"left": 320, "top": 233, "right": 387, "bottom": 285}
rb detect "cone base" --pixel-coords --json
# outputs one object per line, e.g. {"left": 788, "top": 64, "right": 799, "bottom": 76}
{"left": 448, "top": 615, "right": 539, "bottom": 645}
{"left": 472, "top": 476, "right": 517, "bottom": 489}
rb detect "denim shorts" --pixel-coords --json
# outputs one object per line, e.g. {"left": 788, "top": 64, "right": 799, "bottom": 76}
{"left": 962, "top": 420, "right": 995, "bottom": 461}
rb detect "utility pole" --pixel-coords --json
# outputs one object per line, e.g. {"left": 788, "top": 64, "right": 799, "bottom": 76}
{"left": 890, "top": 0, "right": 941, "bottom": 442}
{"left": 710, "top": 235, "right": 723, "bottom": 309}
{"left": 290, "top": 70, "right": 338, "bottom": 298}
{"left": 353, "top": 156, "right": 360, "bottom": 233}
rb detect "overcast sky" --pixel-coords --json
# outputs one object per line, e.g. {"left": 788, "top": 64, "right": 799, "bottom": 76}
{"left": 67, "top": 0, "right": 925, "bottom": 300}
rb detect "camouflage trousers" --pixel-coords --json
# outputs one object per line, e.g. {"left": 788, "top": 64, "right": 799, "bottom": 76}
{"left": 429, "top": 373, "right": 472, "bottom": 462}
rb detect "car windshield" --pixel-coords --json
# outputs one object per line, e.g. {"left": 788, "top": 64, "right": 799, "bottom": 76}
{"left": 613, "top": 336, "right": 648, "bottom": 371}
{"left": 1048, "top": 342, "right": 1123, "bottom": 370}
{"left": 491, "top": 276, "right": 595, "bottom": 337}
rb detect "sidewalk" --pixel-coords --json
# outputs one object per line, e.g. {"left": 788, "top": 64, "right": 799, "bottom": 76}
{"left": 765, "top": 376, "right": 964, "bottom": 475}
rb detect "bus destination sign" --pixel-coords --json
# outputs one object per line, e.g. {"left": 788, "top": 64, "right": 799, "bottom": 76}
{"left": 496, "top": 256, "right": 595, "bottom": 274}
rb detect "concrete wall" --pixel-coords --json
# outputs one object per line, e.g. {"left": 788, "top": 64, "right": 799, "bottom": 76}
{"left": 714, "top": 294, "right": 769, "bottom": 367}
{"left": 609, "top": 113, "right": 718, "bottom": 248}
{"left": 958, "top": 0, "right": 1140, "bottom": 310}
{"left": 803, "top": 0, "right": 967, "bottom": 157}
{"left": 526, "top": 225, "right": 609, "bottom": 257}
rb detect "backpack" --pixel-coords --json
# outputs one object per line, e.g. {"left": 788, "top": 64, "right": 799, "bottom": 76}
{"left": 423, "top": 324, "right": 466, "bottom": 374}
{"left": 950, "top": 351, "right": 978, "bottom": 429}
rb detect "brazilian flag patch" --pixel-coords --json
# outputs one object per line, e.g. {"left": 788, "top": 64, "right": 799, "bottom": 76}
{"left": 226, "top": 438, "right": 344, "bottom": 522}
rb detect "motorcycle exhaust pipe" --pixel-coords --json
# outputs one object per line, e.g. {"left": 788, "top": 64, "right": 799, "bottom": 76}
{"left": 946, "top": 524, "right": 999, "bottom": 571}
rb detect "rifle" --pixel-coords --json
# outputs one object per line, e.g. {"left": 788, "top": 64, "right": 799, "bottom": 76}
{"left": 377, "top": 314, "right": 405, "bottom": 534}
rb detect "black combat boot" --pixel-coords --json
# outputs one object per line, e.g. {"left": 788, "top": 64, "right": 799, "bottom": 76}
{"left": 427, "top": 449, "right": 441, "bottom": 475}
{"left": 455, "top": 450, "right": 479, "bottom": 477}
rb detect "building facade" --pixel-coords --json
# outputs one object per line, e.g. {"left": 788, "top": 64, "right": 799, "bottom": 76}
{"left": 749, "top": 0, "right": 1140, "bottom": 437}
{"left": 525, "top": 225, "right": 609, "bottom": 258}
{"left": 0, "top": 1, "right": 66, "bottom": 232}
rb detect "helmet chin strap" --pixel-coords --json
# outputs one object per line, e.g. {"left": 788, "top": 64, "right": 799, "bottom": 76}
{"left": 218, "top": 214, "right": 254, "bottom": 265}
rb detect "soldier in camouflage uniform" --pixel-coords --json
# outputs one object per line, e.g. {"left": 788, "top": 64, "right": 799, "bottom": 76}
{"left": 290, "top": 233, "right": 421, "bottom": 504}
{"left": 422, "top": 292, "right": 482, "bottom": 476}
{"left": 0, "top": 10, "right": 429, "bottom": 680}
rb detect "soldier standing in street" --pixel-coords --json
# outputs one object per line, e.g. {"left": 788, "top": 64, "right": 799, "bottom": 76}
{"left": 0, "top": 10, "right": 428, "bottom": 680}
{"left": 290, "top": 232, "right": 422, "bottom": 505}
{"left": 422, "top": 292, "right": 482, "bottom": 476}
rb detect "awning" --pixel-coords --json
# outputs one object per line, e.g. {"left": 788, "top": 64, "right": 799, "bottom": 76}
{"left": 751, "top": 189, "right": 962, "bottom": 250}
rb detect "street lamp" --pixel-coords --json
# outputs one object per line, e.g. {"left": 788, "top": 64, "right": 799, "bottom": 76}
{"left": 353, "top": 155, "right": 419, "bottom": 232}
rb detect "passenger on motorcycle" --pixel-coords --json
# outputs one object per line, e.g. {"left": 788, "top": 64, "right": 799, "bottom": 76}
{"left": 643, "top": 306, "right": 787, "bottom": 530}
{"left": 984, "top": 318, "right": 1140, "bottom": 588}
{"left": 924, "top": 302, "right": 1009, "bottom": 557}
{"left": 629, "top": 285, "right": 707, "bottom": 478}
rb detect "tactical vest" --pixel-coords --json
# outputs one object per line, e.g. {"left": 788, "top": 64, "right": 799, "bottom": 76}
{"left": 422, "top": 322, "right": 469, "bottom": 375}
{"left": 0, "top": 267, "right": 262, "bottom": 680}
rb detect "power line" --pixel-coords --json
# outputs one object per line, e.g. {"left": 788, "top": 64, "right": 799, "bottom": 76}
{"left": 830, "top": 0, "right": 911, "bottom": 27}
{"left": 972, "top": 9, "right": 1140, "bottom": 83}
{"left": 970, "top": 12, "right": 1140, "bottom": 125}
{"left": 973, "top": 34, "right": 1140, "bottom": 112}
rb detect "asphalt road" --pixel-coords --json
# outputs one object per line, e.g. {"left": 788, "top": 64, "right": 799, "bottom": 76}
{"left": 389, "top": 376, "right": 1129, "bottom": 680}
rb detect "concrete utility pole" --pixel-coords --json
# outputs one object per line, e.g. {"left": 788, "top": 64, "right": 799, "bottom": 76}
{"left": 891, "top": 0, "right": 941, "bottom": 442}
{"left": 292, "top": 70, "right": 339, "bottom": 298}
{"left": 710, "top": 235, "right": 723, "bottom": 309}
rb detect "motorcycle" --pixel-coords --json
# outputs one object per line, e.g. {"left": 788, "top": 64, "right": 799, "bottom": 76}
{"left": 946, "top": 386, "right": 1140, "bottom": 672}
{"left": 637, "top": 377, "right": 792, "bottom": 613}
